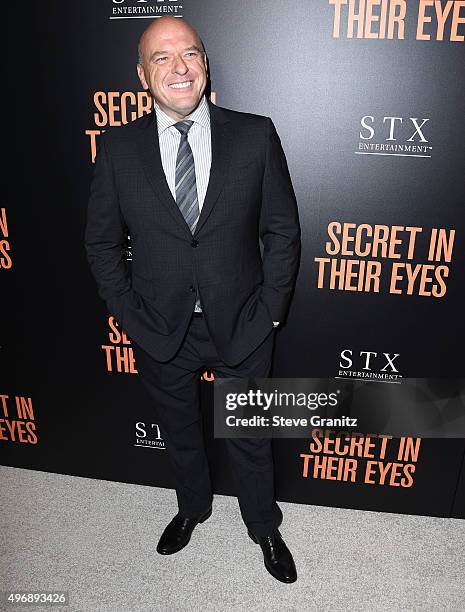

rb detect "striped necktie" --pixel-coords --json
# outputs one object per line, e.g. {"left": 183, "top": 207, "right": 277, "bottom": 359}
{"left": 174, "top": 120, "right": 202, "bottom": 312}
{"left": 174, "top": 120, "right": 200, "bottom": 233}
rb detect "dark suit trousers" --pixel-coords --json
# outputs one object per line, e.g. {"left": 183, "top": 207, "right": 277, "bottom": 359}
{"left": 130, "top": 312, "right": 282, "bottom": 537}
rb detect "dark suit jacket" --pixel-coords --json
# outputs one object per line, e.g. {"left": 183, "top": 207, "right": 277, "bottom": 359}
{"left": 84, "top": 97, "right": 301, "bottom": 365}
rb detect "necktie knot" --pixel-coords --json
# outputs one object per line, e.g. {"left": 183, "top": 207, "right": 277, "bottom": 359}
{"left": 174, "top": 120, "right": 194, "bottom": 137}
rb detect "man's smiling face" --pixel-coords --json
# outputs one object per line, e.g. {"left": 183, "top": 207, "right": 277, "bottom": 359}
{"left": 137, "top": 17, "right": 208, "bottom": 121}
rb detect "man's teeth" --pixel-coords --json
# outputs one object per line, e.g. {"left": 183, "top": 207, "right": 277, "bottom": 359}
{"left": 169, "top": 81, "right": 192, "bottom": 89}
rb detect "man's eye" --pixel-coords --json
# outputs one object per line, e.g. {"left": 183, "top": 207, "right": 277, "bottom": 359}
{"left": 185, "top": 52, "right": 197, "bottom": 57}
{"left": 156, "top": 57, "right": 168, "bottom": 63}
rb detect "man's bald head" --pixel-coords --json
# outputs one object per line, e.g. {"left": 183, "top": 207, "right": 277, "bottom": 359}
{"left": 137, "top": 16, "right": 204, "bottom": 65}
{"left": 136, "top": 16, "right": 208, "bottom": 121}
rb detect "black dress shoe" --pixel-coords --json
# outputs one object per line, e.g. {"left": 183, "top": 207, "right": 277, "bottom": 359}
{"left": 156, "top": 506, "right": 212, "bottom": 555}
{"left": 248, "top": 528, "right": 297, "bottom": 583}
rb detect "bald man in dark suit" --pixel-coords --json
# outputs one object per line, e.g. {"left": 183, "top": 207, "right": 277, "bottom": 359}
{"left": 85, "top": 16, "right": 301, "bottom": 583}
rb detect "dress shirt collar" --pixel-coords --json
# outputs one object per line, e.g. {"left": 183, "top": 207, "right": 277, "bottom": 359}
{"left": 154, "top": 94, "right": 210, "bottom": 136}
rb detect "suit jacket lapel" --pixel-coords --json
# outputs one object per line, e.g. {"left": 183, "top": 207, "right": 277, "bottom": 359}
{"left": 136, "top": 97, "right": 234, "bottom": 238}
{"left": 136, "top": 109, "right": 192, "bottom": 238}
{"left": 193, "top": 98, "right": 233, "bottom": 236}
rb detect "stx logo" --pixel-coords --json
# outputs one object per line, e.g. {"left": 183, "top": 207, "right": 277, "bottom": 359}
{"left": 360, "top": 116, "right": 429, "bottom": 142}
{"left": 110, "top": 0, "right": 183, "bottom": 19}
{"left": 357, "top": 115, "right": 432, "bottom": 157}
{"left": 340, "top": 349, "right": 401, "bottom": 373}
{"left": 135, "top": 421, "right": 165, "bottom": 449}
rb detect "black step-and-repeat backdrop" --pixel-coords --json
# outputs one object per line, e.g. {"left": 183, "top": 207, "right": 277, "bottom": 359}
{"left": 4, "top": 1, "right": 465, "bottom": 518}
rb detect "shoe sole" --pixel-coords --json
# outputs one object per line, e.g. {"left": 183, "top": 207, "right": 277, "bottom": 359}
{"left": 247, "top": 530, "right": 297, "bottom": 584}
{"left": 157, "top": 507, "right": 212, "bottom": 555}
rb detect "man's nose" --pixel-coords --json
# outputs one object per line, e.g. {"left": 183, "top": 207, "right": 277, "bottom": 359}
{"left": 172, "top": 55, "right": 188, "bottom": 74}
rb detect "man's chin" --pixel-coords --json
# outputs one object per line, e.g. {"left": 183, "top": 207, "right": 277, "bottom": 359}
{"left": 171, "top": 99, "right": 202, "bottom": 118}
{"left": 155, "top": 93, "right": 204, "bottom": 120}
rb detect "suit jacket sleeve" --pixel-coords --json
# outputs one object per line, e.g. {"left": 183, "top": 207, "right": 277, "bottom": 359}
{"left": 84, "top": 134, "right": 132, "bottom": 324}
{"left": 259, "top": 118, "right": 301, "bottom": 322}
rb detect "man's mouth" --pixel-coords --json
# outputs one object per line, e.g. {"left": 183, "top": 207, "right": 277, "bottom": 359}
{"left": 168, "top": 81, "right": 193, "bottom": 89}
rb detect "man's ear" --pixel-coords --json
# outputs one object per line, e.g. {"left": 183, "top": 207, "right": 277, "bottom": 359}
{"left": 137, "top": 63, "right": 148, "bottom": 90}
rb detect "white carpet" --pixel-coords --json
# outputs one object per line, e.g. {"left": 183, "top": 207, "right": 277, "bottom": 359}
{"left": 1, "top": 466, "right": 464, "bottom": 611}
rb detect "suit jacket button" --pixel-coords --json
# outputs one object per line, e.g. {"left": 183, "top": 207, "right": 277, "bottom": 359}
{"left": 189, "top": 285, "right": 196, "bottom": 292}
{"left": 191, "top": 239, "right": 199, "bottom": 248}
